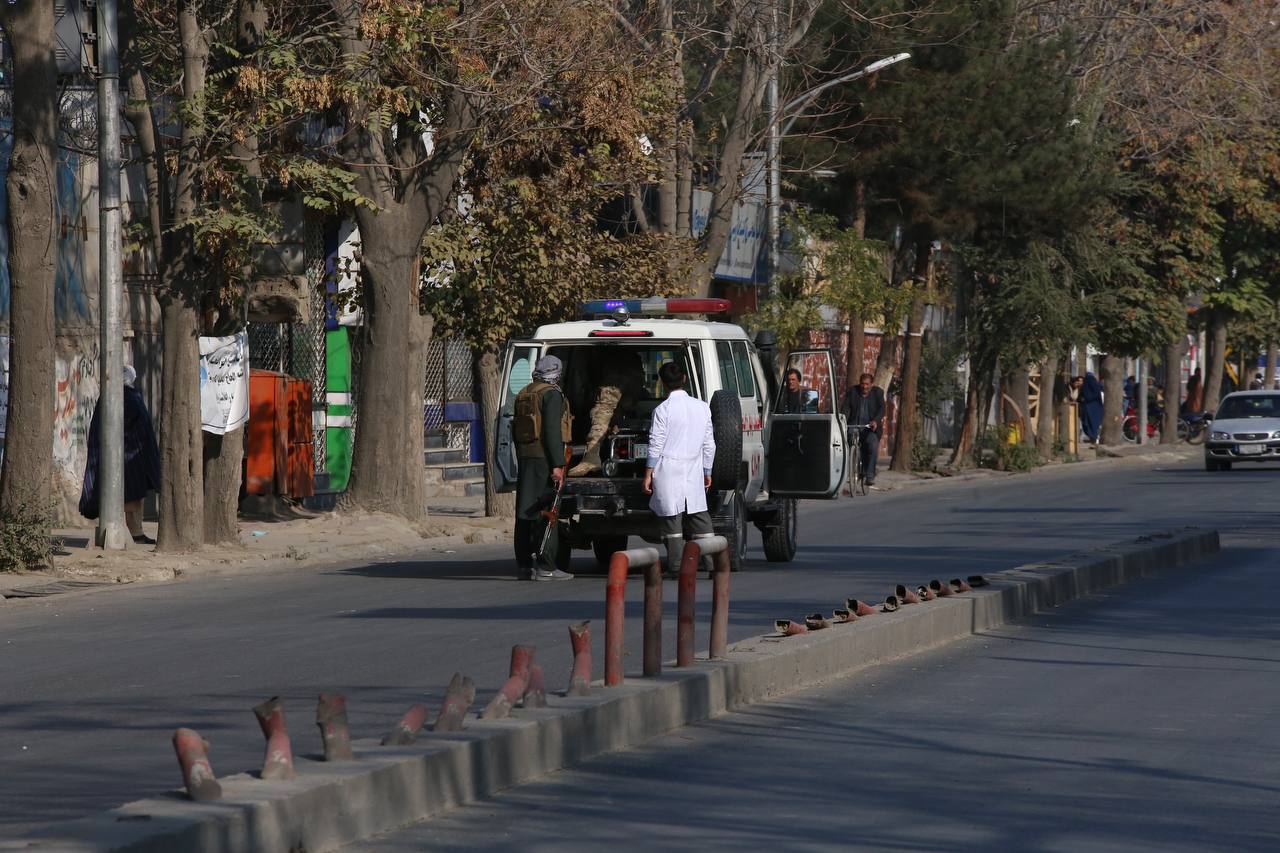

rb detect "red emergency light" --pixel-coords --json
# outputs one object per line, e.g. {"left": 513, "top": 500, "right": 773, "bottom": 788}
{"left": 588, "top": 330, "right": 654, "bottom": 337}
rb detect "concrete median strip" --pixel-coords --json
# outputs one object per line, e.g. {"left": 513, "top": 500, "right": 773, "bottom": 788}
{"left": 16, "top": 527, "right": 1219, "bottom": 853}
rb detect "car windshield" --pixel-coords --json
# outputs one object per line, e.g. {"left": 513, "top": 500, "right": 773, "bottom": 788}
{"left": 1216, "top": 395, "right": 1280, "bottom": 419}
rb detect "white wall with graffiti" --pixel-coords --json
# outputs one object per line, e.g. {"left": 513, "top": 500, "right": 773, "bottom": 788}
{"left": 0, "top": 123, "right": 164, "bottom": 522}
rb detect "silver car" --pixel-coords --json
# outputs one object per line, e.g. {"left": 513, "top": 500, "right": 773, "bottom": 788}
{"left": 1204, "top": 391, "right": 1280, "bottom": 470}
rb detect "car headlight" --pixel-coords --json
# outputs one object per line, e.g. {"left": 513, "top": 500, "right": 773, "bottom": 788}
{"left": 1211, "top": 431, "right": 1231, "bottom": 441}
{"left": 1271, "top": 430, "right": 1280, "bottom": 440}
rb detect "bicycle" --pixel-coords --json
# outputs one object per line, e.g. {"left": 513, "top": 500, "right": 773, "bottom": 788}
{"left": 847, "top": 424, "right": 871, "bottom": 497}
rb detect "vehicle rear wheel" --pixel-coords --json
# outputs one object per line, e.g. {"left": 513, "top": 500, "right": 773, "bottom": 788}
{"left": 1176, "top": 419, "right": 1191, "bottom": 442}
{"left": 762, "top": 498, "right": 798, "bottom": 563}
{"left": 715, "top": 490, "right": 748, "bottom": 572}
{"left": 592, "top": 535, "right": 629, "bottom": 569}
{"left": 709, "top": 391, "right": 744, "bottom": 492}
{"left": 1122, "top": 417, "right": 1138, "bottom": 443}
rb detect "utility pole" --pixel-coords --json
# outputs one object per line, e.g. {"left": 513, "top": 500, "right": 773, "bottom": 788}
{"left": 1136, "top": 356, "right": 1147, "bottom": 445}
{"left": 764, "top": 0, "right": 780, "bottom": 302}
{"left": 95, "top": 0, "right": 129, "bottom": 550}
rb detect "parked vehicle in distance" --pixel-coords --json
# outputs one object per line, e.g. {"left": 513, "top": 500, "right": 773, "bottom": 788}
{"left": 1203, "top": 391, "right": 1280, "bottom": 471}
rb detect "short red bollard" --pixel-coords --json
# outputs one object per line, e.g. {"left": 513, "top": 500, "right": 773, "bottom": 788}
{"left": 676, "top": 536, "right": 731, "bottom": 665}
{"left": 643, "top": 560, "right": 663, "bottom": 677}
{"left": 605, "top": 547, "right": 661, "bottom": 686}
{"left": 316, "top": 693, "right": 354, "bottom": 761}
{"left": 434, "top": 673, "right": 475, "bottom": 732}
{"left": 172, "top": 727, "right": 222, "bottom": 801}
{"left": 382, "top": 703, "right": 430, "bottom": 746}
{"left": 481, "top": 645, "right": 535, "bottom": 720}
{"left": 524, "top": 664, "right": 548, "bottom": 708}
{"left": 567, "top": 621, "right": 592, "bottom": 696}
{"left": 253, "top": 696, "right": 295, "bottom": 781}
{"left": 776, "top": 619, "right": 808, "bottom": 636}
{"left": 929, "top": 579, "right": 953, "bottom": 597}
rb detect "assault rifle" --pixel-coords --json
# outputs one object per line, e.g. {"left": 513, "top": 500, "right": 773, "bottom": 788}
{"left": 535, "top": 448, "right": 572, "bottom": 565}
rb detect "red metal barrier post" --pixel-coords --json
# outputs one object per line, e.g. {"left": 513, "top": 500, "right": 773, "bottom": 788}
{"left": 675, "top": 535, "right": 729, "bottom": 666}
{"left": 567, "top": 621, "right": 592, "bottom": 696}
{"left": 604, "top": 546, "right": 661, "bottom": 686}
{"left": 253, "top": 696, "right": 295, "bottom": 781}
{"left": 172, "top": 728, "right": 222, "bottom": 802}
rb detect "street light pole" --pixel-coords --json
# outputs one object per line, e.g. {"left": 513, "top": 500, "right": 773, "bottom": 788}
{"left": 95, "top": 0, "right": 129, "bottom": 550}
{"left": 765, "top": 51, "right": 911, "bottom": 301}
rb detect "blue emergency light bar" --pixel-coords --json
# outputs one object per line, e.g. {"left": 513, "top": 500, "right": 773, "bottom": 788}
{"left": 580, "top": 298, "right": 731, "bottom": 317}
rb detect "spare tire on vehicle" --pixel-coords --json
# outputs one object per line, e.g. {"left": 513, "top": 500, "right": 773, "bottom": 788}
{"left": 708, "top": 390, "right": 743, "bottom": 492}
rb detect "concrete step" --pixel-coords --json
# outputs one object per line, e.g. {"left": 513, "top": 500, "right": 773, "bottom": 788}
{"left": 424, "top": 447, "right": 468, "bottom": 465}
{"left": 425, "top": 463, "right": 485, "bottom": 486}
{"left": 426, "top": 477, "right": 486, "bottom": 498}
{"left": 425, "top": 432, "right": 446, "bottom": 449}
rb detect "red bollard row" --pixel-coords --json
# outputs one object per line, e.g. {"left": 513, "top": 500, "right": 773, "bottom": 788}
{"left": 169, "top": 625, "right": 598, "bottom": 801}
{"left": 603, "top": 536, "right": 733, "bottom": 687}
{"left": 774, "top": 575, "right": 992, "bottom": 635}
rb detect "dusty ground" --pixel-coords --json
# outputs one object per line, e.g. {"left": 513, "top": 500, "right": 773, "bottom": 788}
{"left": 1, "top": 508, "right": 508, "bottom": 593}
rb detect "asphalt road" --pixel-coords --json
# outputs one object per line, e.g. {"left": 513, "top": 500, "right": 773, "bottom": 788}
{"left": 355, "top": 526, "right": 1280, "bottom": 853}
{"left": 0, "top": 452, "right": 1273, "bottom": 837}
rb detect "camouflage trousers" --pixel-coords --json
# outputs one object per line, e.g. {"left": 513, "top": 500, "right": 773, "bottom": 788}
{"left": 568, "top": 385, "right": 621, "bottom": 474}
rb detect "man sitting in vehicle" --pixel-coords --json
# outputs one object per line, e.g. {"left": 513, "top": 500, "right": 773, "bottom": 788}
{"left": 779, "top": 368, "right": 812, "bottom": 413}
{"left": 841, "top": 372, "right": 885, "bottom": 487}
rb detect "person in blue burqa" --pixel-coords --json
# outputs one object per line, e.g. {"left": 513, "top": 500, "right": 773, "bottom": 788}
{"left": 1078, "top": 371, "right": 1105, "bottom": 444}
{"left": 80, "top": 364, "right": 162, "bottom": 545}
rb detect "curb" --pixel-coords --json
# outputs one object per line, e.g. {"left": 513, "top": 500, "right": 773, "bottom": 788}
{"left": 17, "top": 527, "right": 1219, "bottom": 853}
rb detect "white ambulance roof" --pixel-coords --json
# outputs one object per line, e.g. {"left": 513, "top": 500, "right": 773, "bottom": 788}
{"left": 532, "top": 318, "right": 751, "bottom": 342}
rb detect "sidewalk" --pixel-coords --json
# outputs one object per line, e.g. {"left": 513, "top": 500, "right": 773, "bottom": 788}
{"left": 0, "top": 503, "right": 506, "bottom": 600}
{"left": 869, "top": 440, "right": 1199, "bottom": 493}
{"left": 1, "top": 442, "right": 1200, "bottom": 599}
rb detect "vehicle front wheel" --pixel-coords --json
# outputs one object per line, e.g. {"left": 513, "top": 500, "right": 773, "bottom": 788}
{"left": 592, "top": 535, "right": 629, "bottom": 569}
{"left": 762, "top": 498, "right": 799, "bottom": 563}
{"left": 1204, "top": 457, "right": 1232, "bottom": 471}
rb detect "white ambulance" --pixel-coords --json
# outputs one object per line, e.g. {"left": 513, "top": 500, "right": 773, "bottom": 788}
{"left": 495, "top": 297, "right": 848, "bottom": 571}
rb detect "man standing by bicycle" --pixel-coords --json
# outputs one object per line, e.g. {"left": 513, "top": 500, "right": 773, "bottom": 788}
{"left": 841, "top": 372, "right": 885, "bottom": 488}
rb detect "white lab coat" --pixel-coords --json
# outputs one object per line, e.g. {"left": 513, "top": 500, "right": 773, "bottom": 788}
{"left": 647, "top": 389, "right": 717, "bottom": 517}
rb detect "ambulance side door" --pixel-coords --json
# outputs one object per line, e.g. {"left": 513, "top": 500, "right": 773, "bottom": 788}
{"left": 494, "top": 341, "right": 544, "bottom": 493}
{"left": 764, "top": 349, "right": 848, "bottom": 499}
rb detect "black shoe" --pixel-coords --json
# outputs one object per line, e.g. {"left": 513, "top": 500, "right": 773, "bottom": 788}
{"left": 516, "top": 566, "right": 534, "bottom": 581}
{"left": 133, "top": 534, "right": 155, "bottom": 545}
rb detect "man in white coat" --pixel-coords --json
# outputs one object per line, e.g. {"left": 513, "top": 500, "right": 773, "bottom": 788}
{"left": 643, "top": 361, "right": 717, "bottom": 572}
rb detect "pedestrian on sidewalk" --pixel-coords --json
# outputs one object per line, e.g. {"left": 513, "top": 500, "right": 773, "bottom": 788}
{"left": 840, "top": 372, "right": 884, "bottom": 487}
{"left": 643, "top": 361, "right": 717, "bottom": 573}
{"left": 79, "top": 364, "right": 161, "bottom": 545}
{"left": 512, "top": 355, "right": 574, "bottom": 581}
{"left": 1079, "top": 371, "right": 1104, "bottom": 444}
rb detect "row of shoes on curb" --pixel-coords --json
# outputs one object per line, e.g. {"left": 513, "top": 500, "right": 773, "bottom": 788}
{"left": 776, "top": 575, "right": 990, "bottom": 635}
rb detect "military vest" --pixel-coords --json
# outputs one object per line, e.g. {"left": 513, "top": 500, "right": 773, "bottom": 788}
{"left": 514, "top": 380, "right": 572, "bottom": 458}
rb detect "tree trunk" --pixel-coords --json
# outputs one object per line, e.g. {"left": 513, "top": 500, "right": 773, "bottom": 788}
{"left": 890, "top": 240, "right": 931, "bottom": 473}
{"left": 477, "top": 349, "right": 514, "bottom": 519}
{"left": 0, "top": 3, "right": 58, "bottom": 524}
{"left": 949, "top": 363, "right": 983, "bottom": 469}
{"left": 345, "top": 224, "right": 432, "bottom": 522}
{"left": 1266, "top": 339, "right": 1278, "bottom": 390}
{"left": 1036, "top": 354, "right": 1059, "bottom": 457}
{"left": 843, "top": 179, "right": 867, "bottom": 394}
{"left": 200, "top": 0, "right": 264, "bottom": 544}
{"left": 1006, "top": 367, "right": 1032, "bottom": 447}
{"left": 1161, "top": 336, "right": 1185, "bottom": 444}
{"left": 203, "top": 429, "right": 244, "bottom": 542}
{"left": 872, "top": 333, "right": 898, "bottom": 391}
{"left": 1100, "top": 354, "right": 1125, "bottom": 445}
{"left": 1203, "top": 315, "right": 1227, "bottom": 412}
{"left": 155, "top": 2, "right": 210, "bottom": 553}
{"left": 157, "top": 296, "right": 205, "bottom": 550}
{"left": 655, "top": 0, "right": 679, "bottom": 235}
